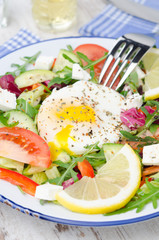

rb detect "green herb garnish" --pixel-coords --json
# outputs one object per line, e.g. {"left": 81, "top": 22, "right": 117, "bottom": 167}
{"left": 0, "top": 112, "right": 19, "bottom": 127}
{"left": 105, "top": 179, "right": 159, "bottom": 215}
{"left": 4, "top": 51, "right": 41, "bottom": 77}
{"left": 16, "top": 98, "right": 38, "bottom": 120}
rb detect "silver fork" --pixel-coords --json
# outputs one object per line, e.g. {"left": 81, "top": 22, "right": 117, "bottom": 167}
{"left": 98, "top": 33, "right": 156, "bottom": 90}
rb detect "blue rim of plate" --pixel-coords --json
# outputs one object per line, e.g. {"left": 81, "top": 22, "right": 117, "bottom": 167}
{"left": 0, "top": 35, "right": 115, "bottom": 59}
{"left": 1, "top": 193, "right": 159, "bottom": 226}
{"left": 0, "top": 36, "right": 159, "bottom": 227}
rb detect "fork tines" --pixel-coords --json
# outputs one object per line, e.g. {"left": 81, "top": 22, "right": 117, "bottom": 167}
{"left": 99, "top": 33, "right": 156, "bottom": 90}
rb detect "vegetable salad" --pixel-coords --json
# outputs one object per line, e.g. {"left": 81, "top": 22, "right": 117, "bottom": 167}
{"left": 0, "top": 42, "right": 159, "bottom": 215}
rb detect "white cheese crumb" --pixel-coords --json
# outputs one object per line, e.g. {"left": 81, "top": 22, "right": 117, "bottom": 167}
{"left": 72, "top": 63, "right": 91, "bottom": 81}
{"left": 143, "top": 144, "right": 159, "bottom": 165}
{"left": 125, "top": 93, "right": 143, "bottom": 110}
{"left": 35, "top": 183, "right": 63, "bottom": 201}
{"left": 133, "top": 66, "right": 146, "bottom": 81}
{"left": 0, "top": 88, "right": 17, "bottom": 111}
{"left": 34, "top": 56, "right": 54, "bottom": 70}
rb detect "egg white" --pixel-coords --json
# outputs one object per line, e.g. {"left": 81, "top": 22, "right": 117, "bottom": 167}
{"left": 37, "top": 81, "right": 129, "bottom": 158}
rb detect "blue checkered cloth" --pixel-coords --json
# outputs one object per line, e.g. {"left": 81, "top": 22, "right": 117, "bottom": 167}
{"left": 0, "top": 28, "right": 40, "bottom": 58}
{"left": 79, "top": 0, "right": 159, "bottom": 42}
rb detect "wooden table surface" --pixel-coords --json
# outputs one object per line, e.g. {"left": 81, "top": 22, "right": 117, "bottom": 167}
{"left": 0, "top": 0, "right": 159, "bottom": 239}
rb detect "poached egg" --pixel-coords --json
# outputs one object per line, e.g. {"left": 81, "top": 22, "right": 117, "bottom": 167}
{"left": 37, "top": 81, "right": 139, "bottom": 160}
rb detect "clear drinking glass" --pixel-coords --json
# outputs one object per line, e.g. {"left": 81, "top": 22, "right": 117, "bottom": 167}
{"left": 32, "top": 0, "right": 77, "bottom": 32}
{"left": 0, "top": 0, "right": 7, "bottom": 28}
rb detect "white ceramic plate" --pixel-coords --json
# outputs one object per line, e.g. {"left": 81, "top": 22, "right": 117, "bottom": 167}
{"left": 0, "top": 37, "right": 159, "bottom": 226}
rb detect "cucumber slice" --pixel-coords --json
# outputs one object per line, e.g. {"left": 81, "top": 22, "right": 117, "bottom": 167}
{"left": 3, "top": 110, "right": 38, "bottom": 134}
{"left": 56, "top": 151, "right": 71, "bottom": 163}
{"left": 0, "top": 157, "right": 24, "bottom": 173}
{"left": 45, "top": 165, "right": 60, "bottom": 179}
{"left": 103, "top": 143, "right": 124, "bottom": 162}
{"left": 23, "top": 165, "right": 46, "bottom": 176}
{"left": 15, "top": 69, "right": 56, "bottom": 88}
{"left": 18, "top": 85, "right": 45, "bottom": 106}
{"left": 53, "top": 49, "right": 81, "bottom": 73}
{"left": 32, "top": 172, "right": 48, "bottom": 184}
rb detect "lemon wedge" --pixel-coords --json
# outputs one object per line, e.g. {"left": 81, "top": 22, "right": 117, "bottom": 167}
{"left": 142, "top": 48, "right": 159, "bottom": 72}
{"left": 141, "top": 48, "right": 159, "bottom": 101}
{"left": 144, "top": 63, "right": 159, "bottom": 101}
{"left": 55, "top": 144, "right": 141, "bottom": 214}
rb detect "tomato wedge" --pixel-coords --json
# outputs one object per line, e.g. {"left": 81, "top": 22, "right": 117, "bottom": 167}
{"left": 0, "top": 127, "right": 51, "bottom": 168}
{"left": 74, "top": 44, "right": 120, "bottom": 88}
{"left": 74, "top": 44, "right": 108, "bottom": 78}
{"left": 77, "top": 159, "right": 95, "bottom": 178}
{"left": 0, "top": 168, "right": 38, "bottom": 196}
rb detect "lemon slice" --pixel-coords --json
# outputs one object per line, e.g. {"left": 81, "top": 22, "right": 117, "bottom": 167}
{"left": 56, "top": 144, "right": 141, "bottom": 214}
{"left": 142, "top": 48, "right": 159, "bottom": 72}
{"left": 144, "top": 67, "right": 159, "bottom": 100}
{"left": 142, "top": 48, "right": 159, "bottom": 101}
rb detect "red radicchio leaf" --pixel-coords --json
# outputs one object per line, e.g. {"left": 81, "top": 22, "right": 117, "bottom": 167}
{"left": 120, "top": 106, "right": 156, "bottom": 130}
{"left": 0, "top": 75, "right": 21, "bottom": 97}
{"left": 120, "top": 108, "right": 146, "bottom": 130}
{"left": 43, "top": 80, "right": 66, "bottom": 90}
{"left": 144, "top": 106, "right": 155, "bottom": 115}
{"left": 62, "top": 173, "right": 82, "bottom": 189}
{"left": 144, "top": 106, "right": 159, "bottom": 124}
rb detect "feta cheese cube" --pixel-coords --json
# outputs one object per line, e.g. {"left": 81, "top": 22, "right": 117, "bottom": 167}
{"left": 133, "top": 66, "right": 146, "bottom": 81}
{"left": 72, "top": 63, "right": 91, "bottom": 81}
{"left": 125, "top": 93, "right": 143, "bottom": 110}
{"left": 143, "top": 144, "right": 159, "bottom": 165}
{"left": 35, "top": 183, "right": 63, "bottom": 201}
{"left": 0, "top": 88, "right": 17, "bottom": 111}
{"left": 34, "top": 56, "right": 54, "bottom": 70}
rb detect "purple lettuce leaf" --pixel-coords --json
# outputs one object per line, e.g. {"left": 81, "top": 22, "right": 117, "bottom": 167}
{"left": 0, "top": 74, "right": 21, "bottom": 97}
{"left": 120, "top": 108, "right": 145, "bottom": 130}
{"left": 62, "top": 173, "right": 82, "bottom": 189}
{"left": 120, "top": 106, "right": 157, "bottom": 130}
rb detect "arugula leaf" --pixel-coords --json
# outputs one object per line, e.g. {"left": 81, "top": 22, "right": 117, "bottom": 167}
{"left": 137, "top": 104, "right": 159, "bottom": 137}
{"left": 47, "top": 177, "right": 62, "bottom": 185}
{"left": 3, "top": 51, "right": 41, "bottom": 77}
{"left": 67, "top": 45, "right": 73, "bottom": 52}
{"left": 138, "top": 60, "right": 145, "bottom": 70}
{"left": 48, "top": 72, "right": 73, "bottom": 87}
{"left": 149, "top": 124, "right": 159, "bottom": 134}
{"left": 62, "top": 54, "right": 76, "bottom": 64}
{"left": 0, "top": 113, "right": 19, "bottom": 127}
{"left": 53, "top": 160, "right": 70, "bottom": 169}
{"left": 120, "top": 130, "right": 159, "bottom": 145}
{"left": 86, "top": 148, "right": 106, "bottom": 168}
{"left": 125, "top": 72, "right": 139, "bottom": 93}
{"left": 41, "top": 83, "right": 52, "bottom": 94}
{"left": 76, "top": 52, "right": 92, "bottom": 64}
{"left": 83, "top": 53, "right": 108, "bottom": 70}
{"left": 56, "top": 159, "right": 77, "bottom": 186}
{"left": 52, "top": 142, "right": 105, "bottom": 186}
{"left": 76, "top": 51, "right": 108, "bottom": 81}
{"left": 120, "top": 90, "right": 128, "bottom": 97}
{"left": 16, "top": 98, "right": 38, "bottom": 120}
{"left": 104, "top": 179, "right": 159, "bottom": 215}
{"left": 146, "top": 100, "right": 159, "bottom": 110}
{"left": 70, "top": 169, "right": 78, "bottom": 182}
{"left": 76, "top": 51, "right": 108, "bottom": 72}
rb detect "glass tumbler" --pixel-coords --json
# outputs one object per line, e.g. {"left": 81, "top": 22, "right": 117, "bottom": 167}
{"left": 0, "top": 0, "right": 7, "bottom": 28}
{"left": 32, "top": 0, "right": 77, "bottom": 32}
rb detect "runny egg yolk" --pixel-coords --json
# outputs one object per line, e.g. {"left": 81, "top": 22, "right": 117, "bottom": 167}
{"left": 56, "top": 105, "right": 96, "bottom": 123}
{"left": 48, "top": 125, "right": 74, "bottom": 161}
{"left": 48, "top": 105, "right": 96, "bottom": 161}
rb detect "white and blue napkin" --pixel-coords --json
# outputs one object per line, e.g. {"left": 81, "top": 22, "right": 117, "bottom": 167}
{"left": 79, "top": 0, "right": 159, "bottom": 42}
{"left": 0, "top": 28, "right": 40, "bottom": 58}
